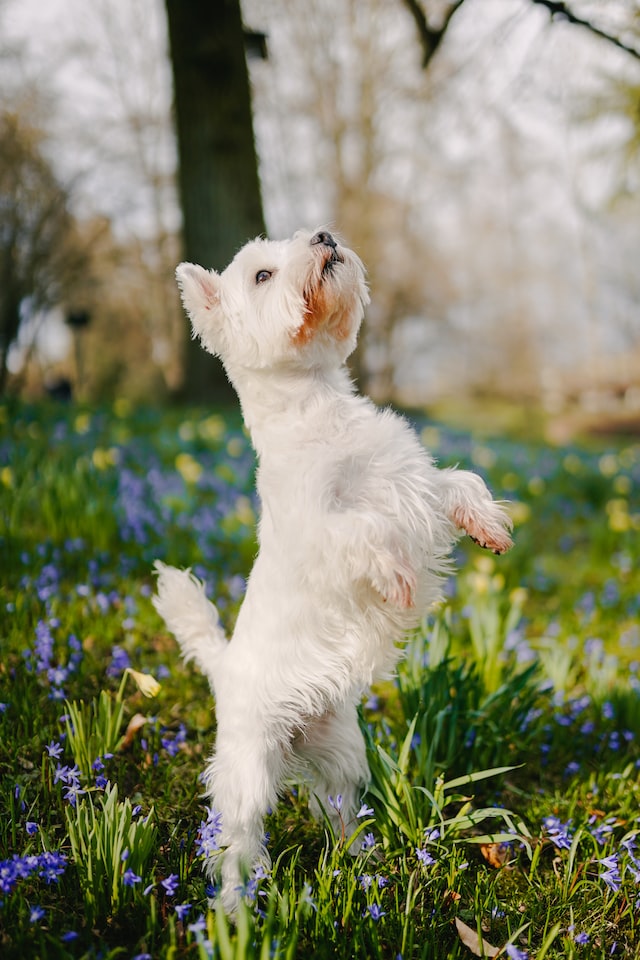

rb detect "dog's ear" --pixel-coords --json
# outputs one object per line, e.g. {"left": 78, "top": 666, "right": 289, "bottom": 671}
{"left": 176, "top": 262, "right": 220, "bottom": 319}
{"left": 176, "top": 262, "right": 223, "bottom": 354}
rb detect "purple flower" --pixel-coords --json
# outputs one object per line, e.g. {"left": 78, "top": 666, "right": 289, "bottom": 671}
{"left": 188, "top": 915, "right": 207, "bottom": 934}
{"left": 25, "top": 822, "right": 38, "bottom": 836}
{"left": 361, "top": 832, "right": 376, "bottom": 850}
{"left": 195, "top": 806, "right": 223, "bottom": 858}
{"left": 506, "top": 945, "right": 529, "bottom": 960}
{"left": 61, "top": 931, "right": 79, "bottom": 942}
{"left": 123, "top": 868, "right": 142, "bottom": 886}
{"left": 29, "top": 905, "right": 45, "bottom": 923}
{"left": 542, "top": 816, "right": 573, "bottom": 850}
{"left": 598, "top": 854, "right": 621, "bottom": 892}
{"left": 416, "top": 847, "right": 436, "bottom": 866}
{"left": 328, "top": 794, "right": 343, "bottom": 812}
{"left": 367, "top": 903, "right": 385, "bottom": 921}
{"left": 45, "top": 741, "right": 63, "bottom": 759}
{"left": 357, "top": 803, "right": 374, "bottom": 818}
{"left": 107, "top": 645, "right": 131, "bottom": 677}
{"left": 175, "top": 902, "right": 191, "bottom": 921}
{"left": 38, "top": 851, "right": 67, "bottom": 883}
{"left": 575, "top": 932, "right": 590, "bottom": 945}
{"left": 161, "top": 873, "right": 179, "bottom": 897}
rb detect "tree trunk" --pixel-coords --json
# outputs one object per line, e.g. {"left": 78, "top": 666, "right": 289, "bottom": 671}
{"left": 165, "top": 0, "right": 266, "bottom": 404}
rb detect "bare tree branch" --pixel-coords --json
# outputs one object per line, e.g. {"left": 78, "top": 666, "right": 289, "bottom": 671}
{"left": 404, "top": 0, "right": 640, "bottom": 69}
{"left": 401, "top": 0, "right": 466, "bottom": 68}
{"left": 530, "top": 0, "right": 640, "bottom": 62}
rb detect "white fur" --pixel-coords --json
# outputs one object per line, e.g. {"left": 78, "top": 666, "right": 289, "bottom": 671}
{"left": 153, "top": 228, "right": 513, "bottom": 912}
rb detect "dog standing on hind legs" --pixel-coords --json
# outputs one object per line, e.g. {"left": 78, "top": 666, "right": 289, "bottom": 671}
{"left": 153, "top": 228, "right": 513, "bottom": 913}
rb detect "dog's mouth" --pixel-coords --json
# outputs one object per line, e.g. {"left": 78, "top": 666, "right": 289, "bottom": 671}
{"left": 321, "top": 248, "right": 344, "bottom": 278}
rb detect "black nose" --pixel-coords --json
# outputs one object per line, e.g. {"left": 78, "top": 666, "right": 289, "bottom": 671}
{"left": 311, "top": 230, "right": 337, "bottom": 249}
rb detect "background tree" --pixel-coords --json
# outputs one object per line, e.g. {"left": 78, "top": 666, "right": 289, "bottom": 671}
{"left": 0, "top": 113, "right": 87, "bottom": 394}
{"left": 165, "top": 0, "right": 266, "bottom": 404}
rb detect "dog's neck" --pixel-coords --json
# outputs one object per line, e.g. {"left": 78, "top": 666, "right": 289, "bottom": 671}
{"left": 227, "top": 361, "right": 358, "bottom": 455}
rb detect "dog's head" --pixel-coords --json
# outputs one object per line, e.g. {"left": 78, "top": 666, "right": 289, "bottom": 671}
{"left": 175, "top": 229, "right": 369, "bottom": 373}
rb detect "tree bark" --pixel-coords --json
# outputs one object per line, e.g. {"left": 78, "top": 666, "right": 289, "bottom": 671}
{"left": 165, "top": 0, "right": 266, "bottom": 404}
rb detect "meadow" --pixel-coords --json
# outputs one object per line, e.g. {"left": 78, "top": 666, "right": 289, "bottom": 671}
{"left": 1, "top": 399, "right": 639, "bottom": 959}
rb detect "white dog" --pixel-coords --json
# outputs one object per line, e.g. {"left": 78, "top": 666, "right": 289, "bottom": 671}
{"left": 153, "top": 229, "right": 512, "bottom": 911}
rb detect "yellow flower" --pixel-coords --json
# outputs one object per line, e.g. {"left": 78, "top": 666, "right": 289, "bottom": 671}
{"left": 508, "top": 500, "right": 531, "bottom": 525}
{"left": 510, "top": 587, "right": 528, "bottom": 607}
{"left": 606, "top": 498, "right": 629, "bottom": 532}
{"left": 599, "top": 453, "right": 618, "bottom": 478}
{"left": 178, "top": 421, "right": 196, "bottom": 442}
{"left": 528, "top": 477, "right": 545, "bottom": 496}
{"left": 126, "top": 668, "right": 161, "bottom": 698}
{"left": 1, "top": 466, "right": 13, "bottom": 488}
{"left": 235, "top": 496, "right": 255, "bottom": 525}
{"left": 175, "top": 452, "right": 202, "bottom": 484}
{"left": 563, "top": 454, "right": 582, "bottom": 475}
{"left": 226, "top": 437, "right": 244, "bottom": 458}
{"left": 92, "top": 447, "right": 118, "bottom": 470}
{"left": 199, "top": 415, "right": 225, "bottom": 442}
{"left": 501, "top": 472, "right": 519, "bottom": 491}
{"left": 74, "top": 413, "right": 91, "bottom": 435}
{"left": 420, "top": 426, "right": 440, "bottom": 449}
{"left": 113, "top": 397, "right": 132, "bottom": 418}
{"left": 471, "top": 446, "right": 496, "bottom": 469}
{"left": 613, "top": 475, "right": 631, "bottom": 496}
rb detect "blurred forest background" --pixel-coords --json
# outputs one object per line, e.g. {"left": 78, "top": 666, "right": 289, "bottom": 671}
{"left": 1, "top": 0, "right": 640, "bottom": 435}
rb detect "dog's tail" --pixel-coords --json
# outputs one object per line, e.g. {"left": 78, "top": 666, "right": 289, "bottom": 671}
{"left": 152, "top": 561, "right": 228, "bottom": 690}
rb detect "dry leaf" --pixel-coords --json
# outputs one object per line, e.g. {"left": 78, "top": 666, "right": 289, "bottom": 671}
{"left": 120, "top": 713, "right": 148, "bottom": 749}
{"left": 480, "top": 842, "right": 512, "bottom": 869}
{"left": 443, "top": 889, "right": 462, "bottom": 909}
{"left": 454, "top": 917, "right": 500, "bottom": 958}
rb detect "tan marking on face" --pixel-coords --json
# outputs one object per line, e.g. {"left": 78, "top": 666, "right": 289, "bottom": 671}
{"left": 292, "top": 263, "right": 354, "bottom": 347}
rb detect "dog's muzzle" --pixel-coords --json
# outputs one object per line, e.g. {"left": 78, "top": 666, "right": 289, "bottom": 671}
{"left": 311, "top": 230, "right": 337, "bottom": 250}
{"left": 311, "top": 231, "right": 344, "bottom": 275}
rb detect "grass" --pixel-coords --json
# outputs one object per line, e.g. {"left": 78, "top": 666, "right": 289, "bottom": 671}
{"left": 1, "top": 398, "right": 639, "bottom": 958}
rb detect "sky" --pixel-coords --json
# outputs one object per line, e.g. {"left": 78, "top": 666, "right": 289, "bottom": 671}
{"left": 3, "top": 0, "right": 640, "bottom": 401}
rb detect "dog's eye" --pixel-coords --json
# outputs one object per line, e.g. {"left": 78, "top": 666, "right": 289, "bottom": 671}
{"left": 255, "top": 270, "right": 272, "bottom": 285}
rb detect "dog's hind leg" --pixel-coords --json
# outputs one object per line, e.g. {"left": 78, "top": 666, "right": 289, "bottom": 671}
{"left": 203, "top": 724, "right": 285, "bottom": 914}
{"left": 294, "top": 700, "right": 370, "bottom": 846}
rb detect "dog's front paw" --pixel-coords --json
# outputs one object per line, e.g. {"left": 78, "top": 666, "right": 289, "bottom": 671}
{"left": 451, "top": 505, "right": 513, "bottom": 555}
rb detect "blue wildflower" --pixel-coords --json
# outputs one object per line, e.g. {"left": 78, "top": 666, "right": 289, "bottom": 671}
{"left": 416, "top": 847, "right": 436, "bottom": 866}
{"left": 123, "top": 868, "right": 142, "bottom": 886}
{"left": 361, "top": 832, "right": 376, "bottom": 850}
{"left": 367, "top": 903, "right": 385, "bottom": 921}
{"left": 107, "top": 645, "right": 131, "bottom": 677}
{"left": 161, "top": 874, "right": 180, "bottom": 897}
{"left": 29, "top": 905, "right": 45, "bottom": 923}
{"left": 506, "top": 945, "right": 529, "bottom": 960}
{"left": 195, "top": 806, "right": 223, "bottom": 858}
{"left": 542, "top": 816, "right": 573, "bottom": 850}
{"left": 598, "top": 854, "right": 621, "bottom": 892}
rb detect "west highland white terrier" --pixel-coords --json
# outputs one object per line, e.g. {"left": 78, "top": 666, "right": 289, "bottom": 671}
{"left": 153, "top": 228, "right": 513, "bottom": 911}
